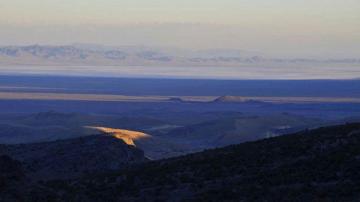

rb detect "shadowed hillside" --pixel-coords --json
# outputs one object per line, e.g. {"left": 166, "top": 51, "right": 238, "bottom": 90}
{"left": 0, "top": 155, "right": 26, "bottom": 201}
{"left": 0, "top": 135, "right": 147, "bottom": 180}
{"left": 1, "top": 123, "right": 359, "bottom": 201}
{"left": 166, "top": 113, "right": 323, "bottom": 148}
{"left": 54, "top": 123, "right": 360, "bottom": 201}
{"left": 0, "top": 111, "right": 331, "bottom": 159}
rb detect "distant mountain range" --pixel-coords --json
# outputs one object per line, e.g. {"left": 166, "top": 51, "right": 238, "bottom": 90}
{"left": 0, "top": 45, "right": 359, "bottom": 66}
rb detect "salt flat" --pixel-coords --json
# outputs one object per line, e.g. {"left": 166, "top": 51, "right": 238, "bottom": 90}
{"left": 0, "top": 91, "right": 359, "bottom": 103}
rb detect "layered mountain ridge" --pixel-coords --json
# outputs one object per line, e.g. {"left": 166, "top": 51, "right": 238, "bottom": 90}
{"left": 1, "top": 45, "right": 359, "bottom": 66}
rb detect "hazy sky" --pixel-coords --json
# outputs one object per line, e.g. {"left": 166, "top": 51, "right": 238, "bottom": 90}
{"left": 1, "top": 0, "right": 359, "bottom": 57}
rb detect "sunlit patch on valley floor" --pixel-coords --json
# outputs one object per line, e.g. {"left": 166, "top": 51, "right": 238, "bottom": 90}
{"left": 85, "top": 126, "right": 151, "bottom": 146}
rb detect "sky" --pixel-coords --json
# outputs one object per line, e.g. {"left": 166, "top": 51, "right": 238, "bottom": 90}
{"left": 0, "top": 0, "right": 360, "bottom": 57}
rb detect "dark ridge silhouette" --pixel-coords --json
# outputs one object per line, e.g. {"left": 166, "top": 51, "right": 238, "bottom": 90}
{"left": 1, "top": 123, "right": 360, "bottom": 201}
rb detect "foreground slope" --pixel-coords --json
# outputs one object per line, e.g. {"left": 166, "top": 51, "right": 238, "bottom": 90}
{"left": 0, "top": 135, "right": 147, "bottom": 180}
{"left": 1, "top": 123, "right": 360, "bottom": 201}
{"left": 0, "top": 155, "right": 26, "bottom": 201}
{"left": 46, "top": 123, "right": 360, "bottom": 201}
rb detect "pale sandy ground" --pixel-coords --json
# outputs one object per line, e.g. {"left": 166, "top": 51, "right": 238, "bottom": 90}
{"left": 0, "top": 92, "right": 215, "bottom": 102}
{"left": 0, "top": 64, "right": 359, "bottom": 79}
{"left": 0, "top": 91, "right": 359, "bottom": 103}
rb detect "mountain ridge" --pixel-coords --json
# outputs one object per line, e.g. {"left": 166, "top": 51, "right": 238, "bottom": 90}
{"left": 1, "top": 122, "right": 360, "bottom": 201}
{"left": 1, "top": 45, "right": 359, "bottom": 67}
{"left": 0, "top": 134, "right": 147, "bottom": 180}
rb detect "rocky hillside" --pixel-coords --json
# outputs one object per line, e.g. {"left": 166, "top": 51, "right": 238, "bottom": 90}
{"left": 0, "top": 135, "right": 147, "bottom": 180}
{"left": 1, "top": 123, "right": 359, "bottom": 201}
{"left": 0, "top": 155, "right": 26, "bottom": 201}
{"left": 55, "top": 123, "right": 360, "bottom": 201}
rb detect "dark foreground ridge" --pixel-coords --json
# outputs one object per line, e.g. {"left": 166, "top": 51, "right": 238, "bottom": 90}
{"left": 1, "top": 123, "right": 360, "bottom": 201}
{"left": 0, "top": 135, "right": 147, "bottom": 180}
